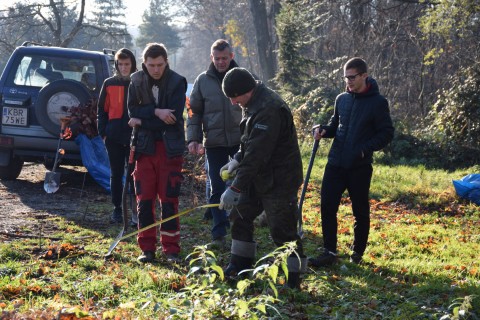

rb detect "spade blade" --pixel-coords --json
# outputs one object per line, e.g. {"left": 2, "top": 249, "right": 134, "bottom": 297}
{"left": 44, "top": 171, "right": 61, "bottom": 193}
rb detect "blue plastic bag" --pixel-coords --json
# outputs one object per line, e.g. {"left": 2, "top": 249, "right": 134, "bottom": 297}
{"left": 75, "top": 134, "right": 111, "bottom": 192}
{"left": 452, "top": 174, "right": 480, "bottom": 205}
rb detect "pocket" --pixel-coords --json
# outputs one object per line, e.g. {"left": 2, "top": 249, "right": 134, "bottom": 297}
{"left": 166, "top": 171, "right": 184, "bottom": 198}
{"left": 136, "top": 129, "right": 155, "bottom": 155}
{"left": 163, "top": 128, "right": 185, "bottom": 158}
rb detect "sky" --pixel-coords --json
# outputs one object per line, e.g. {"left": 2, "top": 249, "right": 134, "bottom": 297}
{"left": 124, "top": 0, "right": 150, "bottom": 29}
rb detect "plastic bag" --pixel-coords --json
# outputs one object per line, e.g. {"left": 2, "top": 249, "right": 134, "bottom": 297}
{"left": 452, "top": 174, "right": 480, "bottom": 205}
{"left": 75, "top": 134, "right": 111, "bottom": 192}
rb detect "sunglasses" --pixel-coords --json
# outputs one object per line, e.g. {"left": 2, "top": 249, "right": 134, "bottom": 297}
{"left": 344, "top": 73, "right": 363, "bottom": 81}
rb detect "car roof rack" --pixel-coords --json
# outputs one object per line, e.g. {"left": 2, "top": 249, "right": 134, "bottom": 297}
{"left": 103, "top": 49, "right": 116, "bottom": 56}
{"left": 21, "top": 41, "right": 48, "bottom": 47}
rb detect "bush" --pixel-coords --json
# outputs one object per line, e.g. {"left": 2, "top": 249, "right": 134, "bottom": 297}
{"left": 381, "top": 131, "right": 480, "bottom": 170}
{"left": 425, "top": 62, "right": 480, "bottom": 151}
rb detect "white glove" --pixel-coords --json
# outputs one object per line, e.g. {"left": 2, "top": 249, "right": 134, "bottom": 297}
{"left": 219, "top": 187, "right": 241, "bottom": 210}
{"left": 220, "top": 159, "right": 239, "bottom": 175}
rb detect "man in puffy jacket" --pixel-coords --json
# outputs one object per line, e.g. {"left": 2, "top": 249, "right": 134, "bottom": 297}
{"left": 309, "top": 57, "right": 394, "bottom": 267}
{"left": 219, "top": 67, "right": 306, "bottom": 289}
{"left": 127, "top": 43, "right": 187, "bottom": 263}
{"left": 97, "top": 48, "right": 137, "bottom": 224}
{"left": 187, "top": 39, "right": 242, "bottom": 248}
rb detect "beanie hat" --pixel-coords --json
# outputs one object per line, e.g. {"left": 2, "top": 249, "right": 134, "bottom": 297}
{"left": 222, "top": 67, "right": 256, "bottom": 98}
{"left": 115, "top": 48, "right": 137, "bottom": 74}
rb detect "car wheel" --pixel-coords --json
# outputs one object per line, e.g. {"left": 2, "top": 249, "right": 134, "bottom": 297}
{"left": 35, "top": 79, "right": 92, "bottom": 136}
{"left": 0, "top": 156, "right": 24, "bottom": 180}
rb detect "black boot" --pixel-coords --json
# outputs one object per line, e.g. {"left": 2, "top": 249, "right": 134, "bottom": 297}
{"left": 224, "top": 254, "right": 254, "bottom": 278}
{"left": 287, "top": 272, "right": 301, "bottom": 289}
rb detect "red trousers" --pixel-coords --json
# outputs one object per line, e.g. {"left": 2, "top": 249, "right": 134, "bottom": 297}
{"left": 133, "top": 141, "right": 183, "bottom": 254}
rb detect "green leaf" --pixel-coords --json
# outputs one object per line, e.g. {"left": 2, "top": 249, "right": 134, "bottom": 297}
{"left": 268, "top": 264, "right": 278, "bottom": 282}
{"left": 236, "top": 299, "right": 248, "bottom": 317}
{"left": 237, "top": 279, "right": 250, "bottom": 295}
{"left": 281, "top": 262, "right": 288, "bottom": 278}
{"left": 210, "top": 264, "right": 224, "bottom": 281}
{"left": 268, "top": 280, "right": 278, "bottom": 298}
{"left": 255, "top": 303, "right": 266, "bottom": 314}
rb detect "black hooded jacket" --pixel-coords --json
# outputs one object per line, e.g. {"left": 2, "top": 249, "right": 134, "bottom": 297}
{"left": 321, "top": 77, "right": 394, "bottom": 169}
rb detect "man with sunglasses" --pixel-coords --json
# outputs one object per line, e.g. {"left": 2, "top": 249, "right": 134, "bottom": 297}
{"left": 309, "top": 57, "right": 394, "bottom": 267}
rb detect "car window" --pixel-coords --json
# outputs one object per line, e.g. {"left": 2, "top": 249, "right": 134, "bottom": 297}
{"left": 12, "top": 54, "right": 97, "bottom": 89}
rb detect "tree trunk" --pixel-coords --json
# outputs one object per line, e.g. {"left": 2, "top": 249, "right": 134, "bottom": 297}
{"left": 248, "top": 0, "right": 276, "bottom": 82}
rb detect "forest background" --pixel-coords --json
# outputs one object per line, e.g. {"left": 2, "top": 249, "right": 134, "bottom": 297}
{"left": 1, "top": 0, "right": 480, "bottom": 169}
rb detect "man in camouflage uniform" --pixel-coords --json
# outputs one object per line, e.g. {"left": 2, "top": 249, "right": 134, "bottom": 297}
{"left": 219, "top": 67, "right": 306, "bottom": 289}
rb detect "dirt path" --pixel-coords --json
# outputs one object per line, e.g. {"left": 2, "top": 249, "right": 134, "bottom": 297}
{"left": 0, "top": 156, "right": 206, "bottom": 242}
{"left": 0, "top": 162, "right": 111, "bottom": 240}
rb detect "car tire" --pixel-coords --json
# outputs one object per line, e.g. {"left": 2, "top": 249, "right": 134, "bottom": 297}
{"left": 35, "top": 80, "right": 92, "bottom": 136}
{"left": 0, "top": 156, "right": 24, "bottom": 180}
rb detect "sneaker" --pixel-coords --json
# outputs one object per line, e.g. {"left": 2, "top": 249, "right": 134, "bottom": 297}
{"left": 350, "top": 252, "right": 363, "bottom": 264}
{"left": 308, "top": 251, "right": 337, "bottom": 267}
{"left": 137, "top": 251, "right": 155, "bottom": 263}
{"left": 165, "top": 253, "right": 181, "bottom": 263}
{"left": 110, "top": 207, "right": 123, "bottom": 224}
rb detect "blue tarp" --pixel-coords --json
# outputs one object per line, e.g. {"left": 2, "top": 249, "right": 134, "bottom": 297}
{"left": 452, "top": 174, "right": 480, "bottom": 205}
{"left": 75, "top": 134, "right": 111, "bottom": 192}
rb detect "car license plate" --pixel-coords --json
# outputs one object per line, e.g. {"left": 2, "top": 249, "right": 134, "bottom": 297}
{"left": 2, "top": 107, "right": 28, "bottom": 127}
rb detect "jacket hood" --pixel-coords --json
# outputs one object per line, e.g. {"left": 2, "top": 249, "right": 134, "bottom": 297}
{"left": 114, "top": 48, "right": 137, "bottom": 74}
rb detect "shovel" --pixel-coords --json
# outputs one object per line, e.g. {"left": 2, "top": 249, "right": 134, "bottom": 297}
{"left": 121, "top": 127, "right": 139, "bottom": 230}
{"left": 44, "top": 117, "right": 71, "bottom": 193}
{"left": 297, "top": 126, "right": 320, "bottom": 238}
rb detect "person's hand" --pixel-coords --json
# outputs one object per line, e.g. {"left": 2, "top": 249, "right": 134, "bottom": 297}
{"left": 219, "top": 187, "right": 241, "bottom": 210}
{"left": 313, "top": 127, "right": 326, "bottom": 140}
{"left": 128, "top": 118, "right": 142, "bottom": 127}
{"left": 155, "top": 109, "right": 176, "bottom": 124}
{"left": 188, "top": 141, "right": 205, "bottom": 155}
{"left": 220, "top": 159, "right": 239, "bottom": 175}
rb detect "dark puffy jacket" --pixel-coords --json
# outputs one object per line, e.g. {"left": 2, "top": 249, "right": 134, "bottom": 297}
{"left": 322, "top": 77, "right": 394, "bottom": 169}
{"left": 97, "top": 76, "right": 132, "bottom": 145}
{"left": 187, "top": 61, "right": 242, "bottom": 148}
{"left": 232, "top": 82, "right": 303, "bottom": 196}
{"left": 128, "top": 65, "right": 187, "bottom": 157}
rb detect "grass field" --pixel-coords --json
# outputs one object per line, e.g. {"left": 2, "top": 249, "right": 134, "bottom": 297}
{"left": 1, "top": 141, "right": 479, "bottom": 319}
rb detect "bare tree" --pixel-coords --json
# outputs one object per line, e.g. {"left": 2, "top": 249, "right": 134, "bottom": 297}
{"left": 0, "top": 0, "right": 131, "bottom": 49}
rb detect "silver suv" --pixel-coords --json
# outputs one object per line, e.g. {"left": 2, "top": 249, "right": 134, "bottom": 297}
{"left": 0, "top": 42, "right": 114, "bottom": 180}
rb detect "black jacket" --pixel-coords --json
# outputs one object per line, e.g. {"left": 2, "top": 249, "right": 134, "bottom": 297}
{"left": 128, "top": 64, "right": 187, "bottom": 157}
{"left": 322, "top": 77, "right": 394, "bottom": 169}
{"left": 232, "top": 82, "right": 303, "bottom": 196}
{"left": 97, "top": 75, "right": 132, "bottom": 145}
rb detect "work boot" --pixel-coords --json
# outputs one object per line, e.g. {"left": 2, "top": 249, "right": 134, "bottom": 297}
{"left": 287, "top": 272, "right": 301, "bottom": 289}
{"left": 165, "top": 253, "right": 181, "bottom": 263}
{"left": 137, "top": 251, "right": 155, "bottom": 263}
{"left": 224, "top": 254, "right": 254, "bottom": 278}
{"left": 308, "top": 251, "right": 337, "bottom": 267}
{"left": 110, "top": 207, "right": 123, "bottom": 224}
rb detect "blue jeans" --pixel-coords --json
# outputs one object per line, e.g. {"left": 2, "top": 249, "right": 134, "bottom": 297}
{"left": 206, "top": 146, "right": 239, "bottom": 240}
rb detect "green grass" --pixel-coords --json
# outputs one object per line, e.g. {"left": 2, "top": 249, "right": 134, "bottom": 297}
{"left": 1, "top": 145, "right": 479, "bottom": 319}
